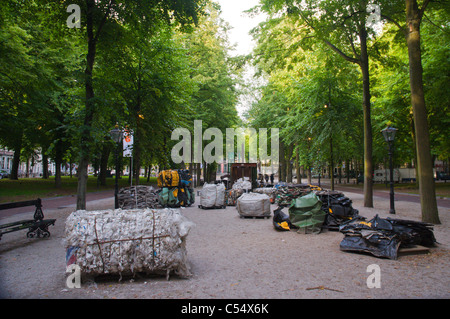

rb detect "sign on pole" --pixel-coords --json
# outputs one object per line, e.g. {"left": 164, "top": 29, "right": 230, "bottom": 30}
{"left": 123, "top": 129, "right": 133, "bottom": 157}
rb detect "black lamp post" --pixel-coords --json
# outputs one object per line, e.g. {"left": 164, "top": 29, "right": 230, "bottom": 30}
{"left": 381, "top": 126, "right": 397, "bottom": 214}
{"left": 110, "top": 125, "right": 122, "bottom": 209}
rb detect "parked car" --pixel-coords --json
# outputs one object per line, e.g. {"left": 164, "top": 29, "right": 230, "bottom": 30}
{"left": 0, "top": 169, "right": 9, "bottom": 179}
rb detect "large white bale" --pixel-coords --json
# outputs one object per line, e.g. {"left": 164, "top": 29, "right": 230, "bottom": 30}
{"left": 64, "top": 208, "right": 194, "bottom": 278}
{"left": 215, "top": 183, "right": 226, "bottom": 207}
{"left": 200, "top": 183, "right": 226, "bottom": 208}
{"left": 236, "top": 193, "right": 271, "bottom": 217}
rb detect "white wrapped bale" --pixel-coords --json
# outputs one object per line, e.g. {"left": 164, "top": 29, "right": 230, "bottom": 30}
{"left": 237, "top": 193, "right": 271, "bottom": 217}
{"left": 117, "top": 185, "right": 160, "bottom": 209}
{"left": 199, "top": 183, "right": 226, "bottom": 209}
{"left": 254, "top": 187, "right": 276, "bottom": 203}
{"left": 64, "top": 208, "right": 194, "bottom": 279}
{"left": 215, "top": 183, "right": 226, "bottom": 207}
{"left": 232, "top": 177, "right": 252, "bottom": 190}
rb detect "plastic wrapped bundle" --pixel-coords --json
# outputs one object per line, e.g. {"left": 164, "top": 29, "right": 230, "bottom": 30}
{"left": 253, "top": 187, "right": 276, "bottom": 203}
{"left": 117, "top": 185, "right": 160, "bottom": 209}
{"left": 232, "top": 178, "right": 252, "bottom": 190}
{"left": 288, "top": 192, "right": 325, "bottom": 234}
{"left": 275, "top": 184, "right": 311, "bottom": 206}
{"left": 237, "top": 193, "right": 271, "bottom": 218}
{"left": 225, "top": 189, "right": 244, "bottom": 206}
{"left": 199, "top": 183, "right": 226, "bottom": 209}
{"left": 64, "top": 208, "right": 194, "bottom": 279}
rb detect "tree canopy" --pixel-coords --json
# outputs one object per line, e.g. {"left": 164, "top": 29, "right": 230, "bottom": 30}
{"left": 1, "top": 0, "right": 448, "bottom": 223}
{"left": 247, "top": 0, "right": 448, "bottom": 222}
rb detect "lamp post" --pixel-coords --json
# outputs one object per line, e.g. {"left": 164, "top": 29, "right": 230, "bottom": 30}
{"left": 110, "top": 125, "right": 123, "bottom": 209}
{"left": 381, "top": 126, "right": 397, "bottom": 214}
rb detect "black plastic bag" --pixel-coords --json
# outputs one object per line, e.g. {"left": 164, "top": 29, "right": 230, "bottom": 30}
{"left": 339, "top": 233, "right": 401, "bottom": 260}
{"left": 388, "top": 218, "right": 436, "bottom": 247}
{"left": 273, "top": 206, "right": 295, "bottom": 231}
{"left": 339, "top": 215, "right": 436, "bottom": 260}
{"left": 317, "top": 191, "right": 360, "bottom": 231}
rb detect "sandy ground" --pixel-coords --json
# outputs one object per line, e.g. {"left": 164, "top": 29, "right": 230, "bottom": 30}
{"left": 0, "top": 189, "right": 449, "bottom": 299}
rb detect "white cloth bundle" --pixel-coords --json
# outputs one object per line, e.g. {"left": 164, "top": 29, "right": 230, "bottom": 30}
{"left": 200, "top": 183, "right": 226, "bottom": 208}
{"left": 253, "top": 187, "right": 276, "bottom": 202}
{"left": 64, "top": 208, "right": 194, "bottom": 278}
{"left": 236, "top": 193, "right": 271, "bottom": 217}
{"left": 232, "top": 177, "right": 252, "bottom": 190}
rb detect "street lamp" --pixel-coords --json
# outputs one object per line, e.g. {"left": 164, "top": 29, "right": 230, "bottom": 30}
{"left": 110, "top": 125, "right": 123, "bottom": 209}
{"left": 381, "top": 126, "right": 397, "bottom": 214}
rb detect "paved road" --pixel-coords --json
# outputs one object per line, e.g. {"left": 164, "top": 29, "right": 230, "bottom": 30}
{"left": 0, "top": 190, "right": 114, "bottom": 220}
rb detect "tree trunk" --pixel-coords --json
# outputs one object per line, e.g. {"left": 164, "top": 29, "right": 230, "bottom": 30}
{"left": 286, "top": 144, "right": 293, "bottom": 183}
{"left": 98, "top": 143, "right": 111, "bottom": 186}
{"left": 346, "top": 159, "right": 350, "bottom": 183}
{"left": 133, "top": 59, "right": 143, "bottom": 186}
{"left": 279, "top": 141, "right": 286, "bottom": 182}
{"left": 196, "top": 163, "right": 201, "bottom": 187}
{"left": 25, "top": 157, "right": 30, "bottom": 178}
{"left": 295, "top": 143, "right": 301, "bottom": 184}
{"left": 330, "top": 135, "right": 334, "bottom": 191}
{"left": 133, "top": 146, "right": 141, "bottom": 186}
{"left": 359, "top": 28, "right": 373, "bottom": 207}
{"left": 54, "top": 140, "right": 63, "bottom": 188}
{"left": 405, "top": 0, "right": 440, "bottom": 224}
{"left": 42, "top": 153, "right": 49, "bottom": 179}
{"left": 10, "top": 134, "right": 22, "bottom": 180}
{"left": 77, "top": 0, "right": 97, "bottom": 210}
{"left": 307, "top": 166, "right": 311, "bottom": 184}
{"left": 410, "top": 113, "right": 420, "bottom": 187}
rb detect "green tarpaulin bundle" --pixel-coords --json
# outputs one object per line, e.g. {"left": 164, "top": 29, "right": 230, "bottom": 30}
{"left": 288, "top": 192, "right": 325, "bottom": 234}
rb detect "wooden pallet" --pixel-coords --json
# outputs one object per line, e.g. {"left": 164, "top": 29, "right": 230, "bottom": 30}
{"left": 239, "top": 214, "right": 271, "bottom": 219}
{"left": 198, "top": 205, "right": 226, "bottom": 210}
{"left": 398, "top": 245, "right": 430, "bottom": 257}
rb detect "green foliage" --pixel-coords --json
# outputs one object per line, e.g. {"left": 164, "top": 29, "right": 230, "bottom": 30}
{"left": 0, "top": 0, "right": 241, "bottom": 185}
{"left": 249, "top": 10, "right": 363, "bottom": 172}
{"left": 1, "top": 0, "right": 448, "bottom": 192}
{"left": 371, "top": 7, "right": 450, "bottom": 164}
{"left": 249, "top": 0, "right": 449, "bottom": 177}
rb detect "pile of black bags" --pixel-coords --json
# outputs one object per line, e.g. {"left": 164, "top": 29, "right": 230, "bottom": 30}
{"left": 271, "top": 186, "right": 438, "bottom": 260}
{"left": 315, "top": 190, "right": 360, "bottom": 231}
{"left": 339, "top": 214, "right": 436, "bottom": 260}
{"left": 272, "top": 189, "right": 361, "bottom": 233}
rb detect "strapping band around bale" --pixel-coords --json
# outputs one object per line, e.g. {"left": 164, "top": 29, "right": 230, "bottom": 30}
{"left": 94, "top": 217, "right": 106, "bottom": 273}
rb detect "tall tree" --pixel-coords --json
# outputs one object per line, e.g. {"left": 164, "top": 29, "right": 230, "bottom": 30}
{"left": 380, "top": 0, "right": 443, "bottom": 223}
{"left": 404, "top": 0, "right": 439, "bottom": 223}
{"left": 60, "top": 0, "right": 207, "bottom": 210}
{"left": 256, "top": 0, "right": 377, "bottom": 207}
{"left": 179, "top": 2, "right": 241, "bottom": 182}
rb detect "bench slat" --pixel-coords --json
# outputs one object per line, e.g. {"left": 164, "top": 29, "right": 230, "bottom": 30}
{"left": 0, "top": 199, "right": 41, "bottom": 211}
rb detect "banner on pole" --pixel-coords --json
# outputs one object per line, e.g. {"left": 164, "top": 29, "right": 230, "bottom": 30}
{"left": 123, "top": 129, "right": 133, "bottom": 157}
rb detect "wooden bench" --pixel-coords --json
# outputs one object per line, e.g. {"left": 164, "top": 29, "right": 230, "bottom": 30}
{"left": 0, "top": 198, "right": 56, "bottom": 240}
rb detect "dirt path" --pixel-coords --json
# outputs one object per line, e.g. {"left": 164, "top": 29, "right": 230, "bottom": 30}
{"left": 0, "top": 189, "right": 448, "bottom": 299}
